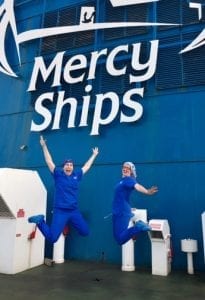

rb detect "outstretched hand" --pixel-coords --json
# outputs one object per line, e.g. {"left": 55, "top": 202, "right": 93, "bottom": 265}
{"left": 92, "top": 147, "right": 99, "bottom": 156}
{"left": 40, "top": 135, "right": 46, "bottom": 147}
{"left": 147, "top": 186, "right": 158, "bottom": 195}
{"left": 82, "top": 147, "right": 99, "bottom": 174}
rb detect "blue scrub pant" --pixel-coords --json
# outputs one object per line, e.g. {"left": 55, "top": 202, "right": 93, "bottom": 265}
{"left": 38, "top": 207, "right": 89, "bottom": 243}
{"left": 113, "top": 214, "right": 147, "bottom": 245}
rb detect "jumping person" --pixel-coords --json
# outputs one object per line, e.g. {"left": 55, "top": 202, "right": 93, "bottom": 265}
{"left": 112, "top": 162, "right": 158, "bottom": 245}
{"left": 28, "top": 135, "right": 99, "bottom": 243}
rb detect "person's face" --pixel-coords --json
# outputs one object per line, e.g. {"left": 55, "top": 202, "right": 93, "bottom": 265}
{"left": 63, "top": 162, "right": 74, "bottom": 175}
{"left": 122, "top": 164, "right": 132, "bottom": 177}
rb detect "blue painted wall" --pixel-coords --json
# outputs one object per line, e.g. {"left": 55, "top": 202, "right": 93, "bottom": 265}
{"left": 0, "top": 0, "right": 204, "bottom": 272}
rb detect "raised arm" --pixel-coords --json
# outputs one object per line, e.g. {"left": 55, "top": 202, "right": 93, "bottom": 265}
{"left": 135, "top": 183, "right": 158, "bottom": 195}
{"left": 40, "top": 135, "right": 55, "bottom": 173}
{"left": 82, "top": 147, "right": 99, "bottom": 174}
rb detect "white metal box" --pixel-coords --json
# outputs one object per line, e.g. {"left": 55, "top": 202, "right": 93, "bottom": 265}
{"left": 0, "top": 168, "right": 47, "bottom": 274}
{"left": 149, "top": 219, "right": 171, "bottom": 276}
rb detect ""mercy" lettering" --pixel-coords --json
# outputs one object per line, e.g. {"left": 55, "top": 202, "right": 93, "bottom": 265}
{"left": 28, "top": 40, "right": 159, "bottom": 135}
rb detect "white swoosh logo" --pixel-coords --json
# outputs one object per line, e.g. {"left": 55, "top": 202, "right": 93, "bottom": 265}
{"left": 110, "top": 0, "right": 159, "bottom": 6}
{"left": 180, "top": 29, "right": 205, "bottom": 54}
{"left": 17, "top": 21, "right": 178, "bottom": 44}
{"left": 0, "top": 0, "right": 20, "bottom": 77}
{"left": 2, "top": 0, "right": 198, "bottom": 78}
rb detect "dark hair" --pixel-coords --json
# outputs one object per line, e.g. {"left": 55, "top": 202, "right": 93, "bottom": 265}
{"left": 62, "top": 159, "right": 73, "bottom": 166}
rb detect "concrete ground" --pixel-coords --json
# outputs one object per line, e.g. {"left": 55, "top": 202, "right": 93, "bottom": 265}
{"left": 0, "top": 260, "right": 204, "bottom": 300}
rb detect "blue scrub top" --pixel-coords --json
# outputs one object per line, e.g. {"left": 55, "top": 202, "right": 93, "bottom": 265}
{"left": 112, "top": 176, "right": 137, "bottom": 216}
{"left": 53, "top": 167, "right": 83, "bottom": 209}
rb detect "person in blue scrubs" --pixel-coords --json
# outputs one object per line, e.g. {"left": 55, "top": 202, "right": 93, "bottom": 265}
{"left": 112, "top": 162, "right": 158, "bottom": 245}
{"left": 28, "top": 135, "right": 99, "bottom": 243}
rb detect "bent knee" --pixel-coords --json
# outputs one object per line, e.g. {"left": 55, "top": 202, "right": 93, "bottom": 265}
{"left": 114, "top": 234, "right": 124, "bottom": 245}
{"left": 49, "top": 234, "right": 62, "bottom": 244}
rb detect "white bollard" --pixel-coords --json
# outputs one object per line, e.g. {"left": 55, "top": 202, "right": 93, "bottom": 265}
{"left": 53, "top": 233, "right": 65, "bottom": 264}
{"left": 181, "top": 239, "right": 198, "bottom": 275}
{"left": 122, "top": 220, "right": 135, "bottom": 271}
{"left": 187, "top": 252, "right": 194, "bottom": 275}
{"left": 121, "top": 209, "right": 148, "bottom": 272}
